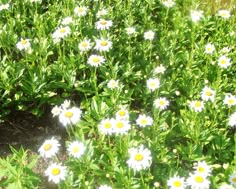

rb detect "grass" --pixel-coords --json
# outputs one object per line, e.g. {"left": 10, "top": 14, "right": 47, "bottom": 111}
{"left": 0, "top": 0, "right": 235, "bottom": 188}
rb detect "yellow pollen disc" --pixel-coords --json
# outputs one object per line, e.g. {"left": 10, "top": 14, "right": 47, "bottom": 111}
{"left": 101, "top": 41, "right": 108, "bottom": 46}
{"left": 100, "top": 20, "right": 107, "bottom": 25}
{"left": 134, "top": 153, "right": 143, "bottom": 161}
{"left": 51, "top": 168, "right": 61, "bottom": 176}
{"left": 43, "top": 143, "right": 52, "bottom": 151}
{"left": 195, "top": 176, "right": 204, "bottom": 183}
{"left": 159, "top": 100, "right": 165, "bottom": 106}
{"left": 195, "top": 101, "right": 201, "bottom": 107}
{"left": 81, "top": 42, "right": 88, "bottom": 47}
{"left": 140, "top": 119, "right": 148, "bottom": 125}
{"left": 92, "top": 57, "right": 100, "bottom": 63}
{"left": 232, "top": 177, "right": 236, "bottom": 183}
{"left": 60, "top": 28, "right": 66, "bottom": 33}
{"left": 206, "top": 91, "right": 212, "bottom": 96}
{"left": 220, "top": 60, "right": 226, "bottom": 64}
{"left": 198, "top": 167, "right": 205, "bottom": 173}
{"left": 104, "top": 122, "right": 112, "bottom": 129}
{"left": 21, "top": 40, "right": 27, "bottom": 45}
{"left": 72, "top": 147, "right": 80, "bottom": 153}
{"left": 173, "top": 180, "right": 182, "bottom": 187}
{"left": 78, "top": 8, "right": 84, "bottom": 13}
{"left": 150, "top": 83, "right": 156, "bottom": 87}
{"left": 118, "top": 111, "right": 126, "bottom": 116}
{"left": 64, "top": 111, "right": 73, "bottom": 118}
{"left": 228, "top": 99, "right": 234, "bottom": 105}
{"left": 116, "top": 122, "right": 124, "bottom": 128}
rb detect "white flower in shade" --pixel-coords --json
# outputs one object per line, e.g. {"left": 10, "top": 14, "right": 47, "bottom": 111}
{"left": 61, "top": 99, "right": 71, "bottom": 109}
{"left": 162, "top": 0, "right": 175, "bottom": 8}
{"left": 98, "top": 185, "right": 112, "bottom": 189}
{"left": 61, "top": 16, "right": 73, "bottom": 25}
{"left": 218, "top": 55, "right": 231, "bottom": 68}
{"left": 190, "top": 100, "right": 204, "bottom": 112}
{"left": 190, "top": 10, "right": 204, "bottom": 22}
{"left": 38, "top": 137, "right": 60, "bottom": 158}
{"left": 98, "top": 118, "right": 115, "bottom": 135}
{"left": 154, "top": 64, "right": 166, "bottom": 74}
{"left": 219, "top": 183, "right": 234, "bottom": 189}
{"left": 193, "top": 161, "right": 212, "bottom": 177}
{"left": 45, "top": 163, "right": 66, "bottom": 184}
{"left": 229, "top": 112, "right": 236, "bottom": 127}
{"left": 107, "top": 79, "right": 119, "bottom": 89}
{"left": 147, "top": 78, "right": 160, "bottom": 91}
{"left": 113, "top": 119, "right": 131, "bottom": 135}
{"left": 127, "top": 145, "right": 152, "bottom": 171}
{"left": 221, "top": 47, "right": 230, "bottom": 54}
{"left": 59, "top": 107, "right": 82, "bottom": 127}
{"left": 154, "top": 97, "right": 169, "bottom": 110}
{"left": 16, "top": 38, "right": 31, "bottom": 51}
{"left": 201, "top": 86, "right": 216, "bottom": 102}
{"left": 218, "top": 10, "right": 231, "bottom": 19}
{"left": 224, "top": 94, "right": 236, "bottom": 107}
{"left": 95, "top": 19, "right": 113, "bottom": 30}
{"left": 78, "top": 39, "right": 92, "bottom": 52}
{"left": 229, "top": 173, "right": 236, "bottom": 185}
{"left": 167, "top": 176, "right": 186, "bottom": 189}
{"left": 94, "top": 38, "right": 112, "bottom": 52}
{"left": 115, "top": 109, "right": 129, "bottom": 120}
{"left": 52, "top": 26, "right": 71, "bottom": 40}
{"left": 67, "top": 141, "right": 86, "bottom": 158}
{"left": 74, "top": 6, "right": 88, "bottom": 17}
{"left": 96, "top": 8, "right": 108, "bottom": 18}
{"left": 136, "top": 114, "right": 153, "bottom": 128}
{"left": 87, "top": 54, "right": 105, "bottom": 67}
{"left": 51, "top": 105, "right": 62, "bottom": 117}
{"left": 0, "top": 3, "right": 10, "bottom": 11}
{"left": 125, "top": 27, "right": 136, "bottom": 35}
{"left": 204, "top": 43, "right": 215, "bottom": 54}
{"left": 187, "top": 173, "right": 210, "bottom": 189}
{"left": 144, "top": 30, "right": 155, "bottom": 40}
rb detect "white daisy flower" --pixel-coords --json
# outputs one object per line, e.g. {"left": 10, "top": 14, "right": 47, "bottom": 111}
{"left": 51, "top": 105, "right": 62, "bottom": 117}
{"left": 229, "top": 173, "right": 236, "bottom": 185}
{"left": 98, "top": 118, "right": 115, "bottom": 135}
{"left": 87, "top": 54, "right": 105, "bottom": 67}
{"left": 61, "top": 99, "right": 71, "bottom": 109}
{"left": 218, "top": 55, "right": 231, "bottom": 68}
{"left": 154, "top": 97, "right": 169, "bottom": 110}
{"left": 204, "top": 43, "right": 215, "bottom": 54}
{"left": 59, "top": 107, "right": 82, "bottom": 127}
{"left": 218, "top": 10, "right": 231, "bottom": 19}
{"left": 67, "top": 141, "right": 86, "bottom": 158}
{"left": 221, "top": 47, "right": 230, "bottom": 54}
{"left": 147, "top": 78, "right": 160, "bottom": 91}
{"left": 187, "top": 173, "right": 210, "bottom": 189}
{"left": 52, "top": 26, "right": 71, "bottom": 40}
{"left": 113, "top": 119, "right": 131, "bottom": 135}
{"left": 45, "top": 163, "right": 67, "bottom": 184}
{"left": 125, "top": 27, "right": 136, "bottom": 35}
{"left": 98, "top": 185, "right": 112, "bottom": 189}
{"left": 144, "top": 30, "right": 155, "bottom": 40}
{"left": 95, "top": 19, "right": 113, "bottom": 30}
{"left": 96, "top": 8, "right": 108, "bottom": 18}
{"left": 74, "top": 6, "right": 88, "bottom": 17}
{"left": 162, "top": 0, "right": 175, "bottom": 8}
{"left": 136, "top": 114, "right": 153, "bottom": 128}
{"left": 78, "top": 39, "right": 92, "bottom": 52}
{"left": 190, "top": 10, "right": 204, "bottom": 22}
{"left": 61, "top": 16, "right": 73, "bottom": 25}
{"left": 201, "top": 86, "right": 216, "bottom": 102}
{"left": 193, "top": 161, "right": 212, "bottom": 177}
{"left": 0, "top": 3, "right": 10, "bottom": 11}
{"left": 16, "top": 38, "right": 31, "bottom": 51}
{"left": 229, "top": 112, "right": 236, "bottom": 128}
{"left": 94, "top": 38, "right": 112, "bottom": 52}
{"left": 127, "top": 145, "right": 152, "bottom": 171}
{"left": 115, "top": 109, "right": 129, "bottom": 120}
{"left": 38, "top": 137, "right": 60, "bottom": 158}
{"left": 154, "top": 64, "right": 166, "bottom": 74}
{"left": 224, "top": 94, "right": 236, "bottom": 107}
{"left": 167, "top": 176, "right": 186, "bottom": 189}
{"left": 190, "top": 100, "right": 204, "bottom": 112}
{"left": 107, "top": 79, "right": 119, "bottom": 89}
{"left": 219, "top": 183, "right": 234, "bottom": 189}
{"left": 30, "top": 0, "right": 42, "bottom": 3}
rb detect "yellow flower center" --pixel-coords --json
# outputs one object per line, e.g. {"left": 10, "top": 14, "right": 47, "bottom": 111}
{"left": 101, "top": 41, "right": 108, "bottom": 46}
{"left": 81, "top": 42, "right": 88, "bottom": 47}
{"left": 220, "top": 59, "right": 226, "bottom": 64}
{"left": 232, "top": 177, "right": 236, "bottom": 183}
{"left": 92, "top": 57, "right": 100, "bottom": 63}
{"left": 21, "top": 40, "right": 27, "bottom": 45}
{"left": 77, "top": 8, "right": 85, "bottom": 13}
{"left": 173, "top": 180, "right": 182, "bottom": 187}
{"left": 198, "top": 167, "right": 205, "bottom": 173}
{"left": 60, "top": 28, "right": 66, "bottom": 33}
{"left": 134, "top": 153, "right": 143, "bottom": 161}
{"left": 51, "top": 167, "right": 61, "bottom": 176}
{"left": 228, "top": 99, "right": 235, "bottom": 105}
{"left": 43, "top": 143, "right": 52, "bottom": 151}
{"left": 72, "top": 146, "right": 80, "bottom": 153}
{"left": 118, "top": 111, "right": 126, "bottom": 116}
{"left": 104, "top": 122, "right": 112, "bottom": 129}
{"left": 206, "top": 91, "right": 212, "bottom": 96}
{"left": 116, "top": 122, "right": 124, "bottom": 128}
{"left": 140, "top": 119, "right": 148, "bottom": 125}
{"left": 64, "top": 111, "right": 73, "bottom": 118}
{"left": 195, "top": 176, "right": 204, "bottom": 183}
{"left": 100, "top": 20, "right": 107, "bottom": 25}
{"left": 159, "top": 100, "right": 165, "bottom": 106}
{"left": 150, "top": 82, "right": 157, "bottom": 87}
{"left": 194, "top": 101, "right": 201, "bottom": 107}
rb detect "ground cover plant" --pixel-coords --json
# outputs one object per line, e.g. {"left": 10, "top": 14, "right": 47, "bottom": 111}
{"left": 0, "top": 0, "right": 235, "bottom": 188}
